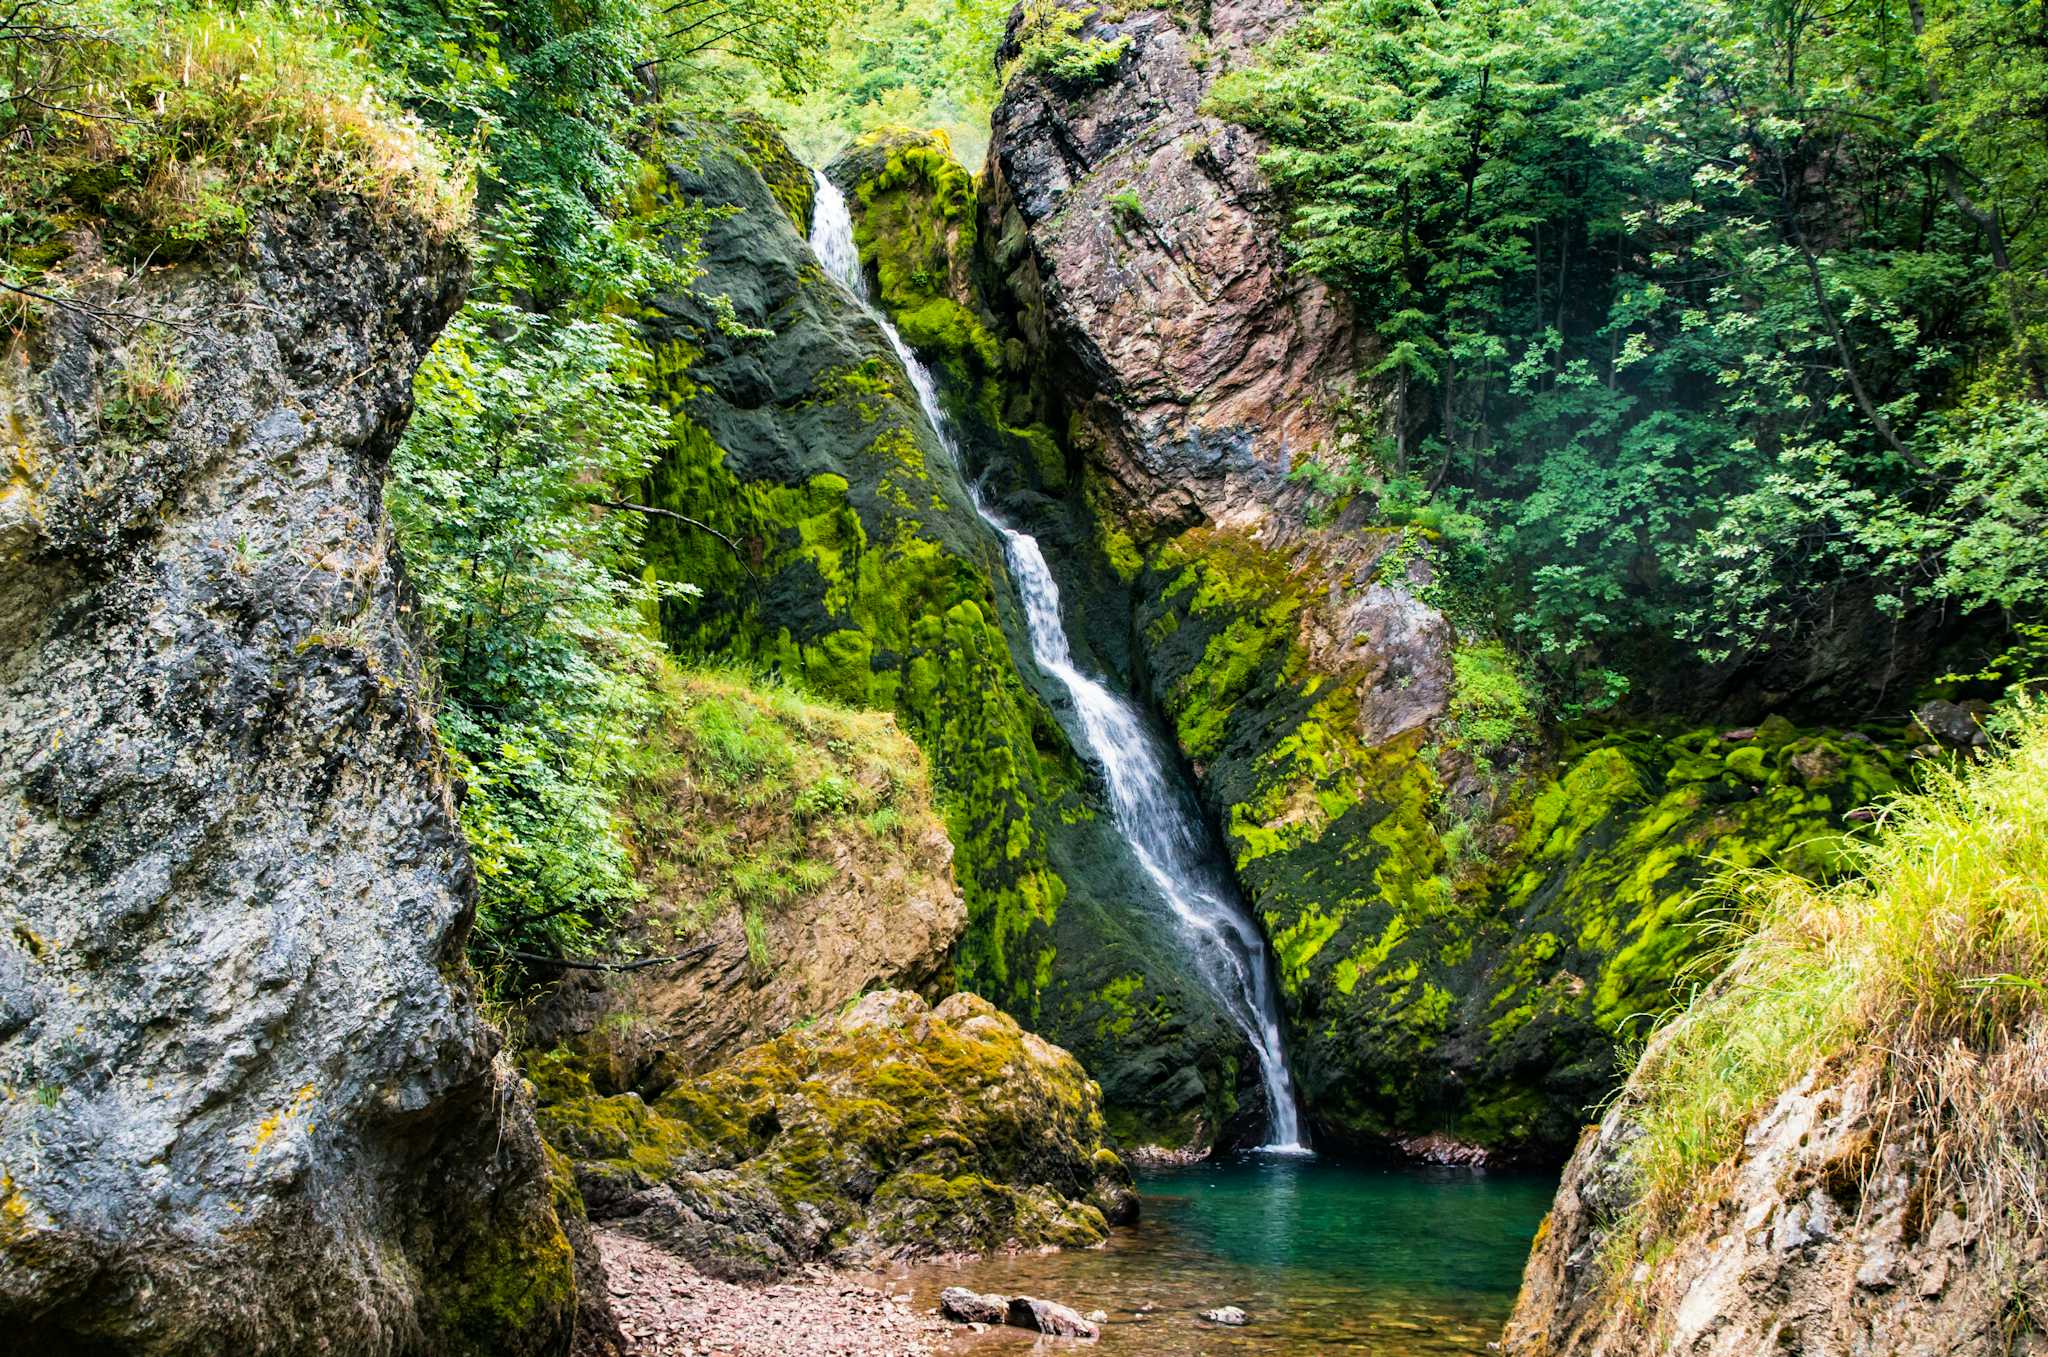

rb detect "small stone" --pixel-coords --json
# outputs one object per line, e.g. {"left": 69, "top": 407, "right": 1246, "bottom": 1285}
{"left": 1202, "top": 1305, "right": 1250, "bottom": 1326}
{"left": 939, "top": 1286, "right": 1008, "bottom": 1325}
{"left": 1085, "top": 1310, "right": 1108, "bottom": 1323}
{"left": 1006, "top": 1295, "right": 1100, "bottom": 1338}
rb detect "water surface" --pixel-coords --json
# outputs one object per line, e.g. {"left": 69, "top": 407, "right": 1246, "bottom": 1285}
{"left": 874, "top": 1154, "right": 1554, "bottom": 1355}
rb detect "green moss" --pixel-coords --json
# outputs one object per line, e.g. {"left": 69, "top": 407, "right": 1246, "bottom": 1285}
{"left": 727, "top": 111, "right": 817, "bottom": 231}
{"left": 834, "top": 130, "right": 1001, "bottom": 379}
{"left": 527, "top": 992, "right": 1124, "bottom": 1274}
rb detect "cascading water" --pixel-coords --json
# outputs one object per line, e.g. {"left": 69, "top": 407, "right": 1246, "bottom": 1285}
{"left": 809, "top": 172, "right": 1307, "bottom": 1151}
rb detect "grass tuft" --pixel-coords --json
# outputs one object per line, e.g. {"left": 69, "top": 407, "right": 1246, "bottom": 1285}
{"left": 1617, "top": 699, "right": 2048, "bottom": 1296}
{"left": 2, "top": 0, "right": 468, "bottom": 281}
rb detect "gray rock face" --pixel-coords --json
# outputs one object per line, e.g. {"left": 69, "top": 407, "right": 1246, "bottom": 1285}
{"left": 983, "top": 0, "right": 1358, "bottom": 534}
{"left": 1505, "top": 1054, "right": 2044, "bottom": 1356}
{"left": 0, "top": 212, "right": 576, "bottom": 1354}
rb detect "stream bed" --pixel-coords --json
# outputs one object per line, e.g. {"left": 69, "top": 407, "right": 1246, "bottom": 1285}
{"left": 870, "top": 1153, "right": 1554, "bottom": 1355}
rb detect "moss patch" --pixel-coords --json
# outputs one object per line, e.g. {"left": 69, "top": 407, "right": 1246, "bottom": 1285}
{"left": 529, "top": 991, "right": 1134, "bottom": 1276}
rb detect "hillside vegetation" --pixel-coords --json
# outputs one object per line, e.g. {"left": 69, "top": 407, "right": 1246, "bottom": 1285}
{"left": 1627, "top": 705, "right": 2048, "bottom": 1267}
{"left": 1212, "top": 0, "right": 2048, "bottom": 705}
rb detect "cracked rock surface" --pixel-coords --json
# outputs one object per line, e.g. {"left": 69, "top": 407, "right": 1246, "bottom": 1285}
{"left": 0, "top": 211, "right": 578, "bottom": 1356}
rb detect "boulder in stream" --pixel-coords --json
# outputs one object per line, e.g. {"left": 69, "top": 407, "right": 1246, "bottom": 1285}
{"left": 939, "top": 1287, "right": 1010, "bottom": 1325}
{"left": 1006, "top": 1295, "right": 1101, "bottom": 1338}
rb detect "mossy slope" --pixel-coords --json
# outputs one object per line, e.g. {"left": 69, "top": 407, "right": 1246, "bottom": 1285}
{"left": 530, "top": 990, "right": 1137, "bottom": 1277}
{"left": 1127, "top": 521, "right": 1915, "bottom": 1158}
{"left": 521, "top": 663, "right": 967, "bottom": 1092}
{"left": 633, "top": 116, "right": 1249, "bottom": 1148}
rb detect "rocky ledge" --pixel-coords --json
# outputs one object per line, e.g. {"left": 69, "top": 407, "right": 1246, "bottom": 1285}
{"left": 1505, "top": 1046, "right": 2048, "bottom": 1356}
{"left": 533, "top": 990, "right": 1138, "bottom": 1281}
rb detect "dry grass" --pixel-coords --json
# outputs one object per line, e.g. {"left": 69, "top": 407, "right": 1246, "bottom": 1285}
{"left": 2, "top": 0, "right": 469, "bottom": 275}
{"left": 1621, "top": 699, "right": 2048, "bottom": 1299}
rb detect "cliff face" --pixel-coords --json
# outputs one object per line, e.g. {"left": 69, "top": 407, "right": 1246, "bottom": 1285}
{"left": 963, "top": 0, "right": 1927, "bottom": 1162}
{"left": 982, "top": 0, "right": 1358, "bottom": 535}
{"left": 634, "top": 116, "right": 1257, "bottom": 1149}
{"left": 0, "top": 213, "right": 577, "bottom": 1354}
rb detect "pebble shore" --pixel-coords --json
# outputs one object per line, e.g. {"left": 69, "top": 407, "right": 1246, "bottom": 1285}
{"left": 599, "top": 1230, "right": 954, "bottom": 1357}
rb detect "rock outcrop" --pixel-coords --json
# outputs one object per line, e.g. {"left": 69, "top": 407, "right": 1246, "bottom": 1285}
{"left": 0, "top": 212, "right": 578, "bottom": 1352}
{"left": 1504, "top": 1049, "right": 2047, "bottom": 1356}
{"left": 525, "top": 668, "right": 966, "bottom": 1085}
{"left": 982, "top": 0, "right": 1358, "bottom": 534}
{"left": 533, "top": 990, "right": 1138, "bottom": 1279}
{"left": 958, "top": 0, "right": 1931, "bottom": 1161}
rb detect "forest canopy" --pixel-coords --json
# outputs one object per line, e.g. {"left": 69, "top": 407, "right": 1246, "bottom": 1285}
{"left": 1211, "top": 0, "right": 2048, "bottom": 705}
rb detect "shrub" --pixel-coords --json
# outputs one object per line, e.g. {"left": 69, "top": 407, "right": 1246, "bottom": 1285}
{"left": 1, "top": 0, "right": 466, "bottom": 281}
{"left": 1005, "top": 0, "right": 1127, "bottom": 88}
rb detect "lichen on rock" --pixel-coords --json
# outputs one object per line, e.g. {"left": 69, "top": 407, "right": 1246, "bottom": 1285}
{"left": 531, "top": 990, "right": 1137, "bottom": 1278}
{"left": 0, "top": 208, "right": 576, "bottom": 1354}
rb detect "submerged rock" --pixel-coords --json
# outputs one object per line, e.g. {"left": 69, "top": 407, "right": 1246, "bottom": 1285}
{"left": 534, "top": 990, "right": 1136, "bottom": 1279}
{"left": 1202, "top": 1305, "right": 1251, "bottom": 1326}
{"left": 0, "top": 210, "right": 577, "bottom": 1352}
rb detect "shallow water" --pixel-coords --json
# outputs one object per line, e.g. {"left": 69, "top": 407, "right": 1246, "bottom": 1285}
{"left": 869, "top": 1153, "right": 1554, "bottom": 1355}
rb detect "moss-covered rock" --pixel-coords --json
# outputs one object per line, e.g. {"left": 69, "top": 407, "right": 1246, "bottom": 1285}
{"left": 531, "top": 990, "right": 1137, "bottom": 1277}
{"left": 1126, "top": 518, "right": 1918, "bottom": 1157}
{"left": 520, "top": 663, "right": 967, "bottom": 1092}
{"left": 633, "top": 115, "right": 1251, "bottom": 1149}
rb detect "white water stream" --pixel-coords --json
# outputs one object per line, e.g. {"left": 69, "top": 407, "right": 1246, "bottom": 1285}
{"left": 809, "top": 173, "right": 1306, "bottom": 1152}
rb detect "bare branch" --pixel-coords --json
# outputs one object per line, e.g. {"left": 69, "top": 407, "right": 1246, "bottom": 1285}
{"left": 595, "top": 498, "right": 758, "bottom": 576}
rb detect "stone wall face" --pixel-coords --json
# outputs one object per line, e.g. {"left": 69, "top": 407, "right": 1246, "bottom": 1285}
{"left": 0, "top": 210, "right": 578, "bottom": 1356}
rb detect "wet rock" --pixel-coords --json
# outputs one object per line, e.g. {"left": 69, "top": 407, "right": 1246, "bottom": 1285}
{"left": 940, "top": 1287, "right": 1010, "bottom": 1324}
{"left": 1396, "top": 1133, "right": 1492, "bottom": 1168}
{"left": 648, "top": 110, "right": 1255, "bottom": 1158}
{"left": 0, "top": 209, "right": 577, "bottom": 1352}
{"left": 1203, "top": 1306, "right": 1251, "bottom": 1326}
{"left": 1914, "top": 699, "right": 1988, "bottom": 749}
{"left": 1007, "top": 1295, "right": 1101, "bottom": 1338}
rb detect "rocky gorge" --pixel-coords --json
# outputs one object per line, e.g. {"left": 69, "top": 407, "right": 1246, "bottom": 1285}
{"left": 3, "top": 0, "right": 2044, "bottom": 1350}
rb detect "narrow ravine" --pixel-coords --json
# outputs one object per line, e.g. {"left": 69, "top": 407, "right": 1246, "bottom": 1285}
{"left": 810, "top": 172, "right": 1306, "bottom": 1150}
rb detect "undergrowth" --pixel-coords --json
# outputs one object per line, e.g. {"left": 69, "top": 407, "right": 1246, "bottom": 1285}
{"left": 622, "top": 665, "right": 941, "bottom": 965}
{"left": 1614, "top": 700, "right": 2048, "bottom": 1299}
{"left": 1, "top": 0, "right": 466, "bottom": 281}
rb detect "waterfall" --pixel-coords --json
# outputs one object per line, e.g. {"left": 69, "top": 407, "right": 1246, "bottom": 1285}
{"left": 808, "top": 172, "right": 1307, "bottom": 1153}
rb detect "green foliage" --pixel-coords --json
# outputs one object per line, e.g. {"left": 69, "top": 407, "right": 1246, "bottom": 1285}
{"left": 1213, "top": 0, "right": 2048, "bottom": 694}
{"left": 1106, "top": 190, "right": 1144, "bottom": 233}
{"left": 1447, "top": 641, "right": 1537, "bottom": 756}
{"left": 1006, "top": 0, "right": 1127, "bottom": 88}
{"left": 390, "top": 300, "right": 678, "bottom": 960}
{"left": 740, "top": 0, "right": 1011, "bottom": 165}
{"left": 364, "top": 0, "right": 846, "bottom": 969}
{"left": 1, "top": 0, "right": 466, "bottom": 286}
